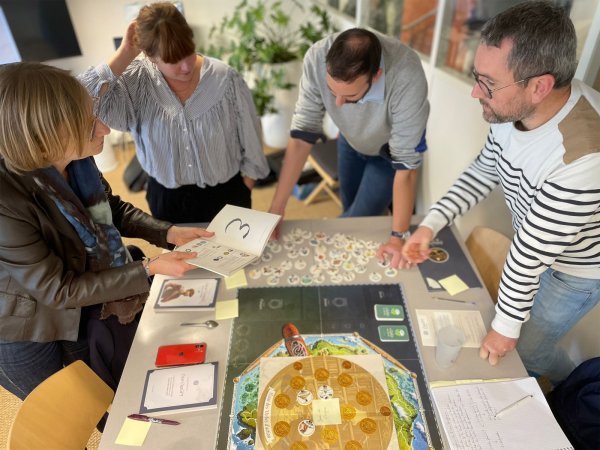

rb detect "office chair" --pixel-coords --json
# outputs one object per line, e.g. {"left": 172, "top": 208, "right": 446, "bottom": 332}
{"left": 8, "top": 360, "right": 114, "bottom": 450}
{"left": 466, "top": 226, "right": 512, "bottom": 303}
{"left": 303, "top": 139, "right": 342, "bottom": 207}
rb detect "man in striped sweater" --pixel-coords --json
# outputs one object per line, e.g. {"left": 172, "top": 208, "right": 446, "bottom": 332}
{"left": 403, "top": 1, "right": 600, "bottom": 385}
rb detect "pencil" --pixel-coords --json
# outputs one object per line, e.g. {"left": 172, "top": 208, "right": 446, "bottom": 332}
{"left": 433, "top": 296, "right": 477, "bottom": 305}
{"left": 494, "top": 394, "right": 533, "bottom": 418}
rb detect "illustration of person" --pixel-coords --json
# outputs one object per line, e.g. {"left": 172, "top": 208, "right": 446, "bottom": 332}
{"left": 160, "top": 283, "right": 195, "bottom": 303}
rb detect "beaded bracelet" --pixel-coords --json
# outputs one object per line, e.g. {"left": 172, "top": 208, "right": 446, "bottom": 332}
{"left": 142, "top": 256, "right": 159, "bottom": 277}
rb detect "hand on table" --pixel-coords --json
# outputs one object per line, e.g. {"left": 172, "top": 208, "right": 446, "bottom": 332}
{"left": 402, "top": 226, "right": 433, "bottom": 264}
{"left": 376, "top": 239, "right": 413, "bottom": 269}
{"left": 479, "top": 329, "right": 518, "bottom": 366}
{"left": 166, "top": 226, "right": 214, "bottom": 246}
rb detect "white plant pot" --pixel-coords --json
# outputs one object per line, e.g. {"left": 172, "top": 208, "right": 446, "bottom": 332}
{"left": 261, "top": 112, "right": 291, "bottom": 149}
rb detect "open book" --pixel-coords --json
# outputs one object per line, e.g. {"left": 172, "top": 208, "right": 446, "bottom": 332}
{"left": 176, "top": 205, "right": 281, "bottom": 277}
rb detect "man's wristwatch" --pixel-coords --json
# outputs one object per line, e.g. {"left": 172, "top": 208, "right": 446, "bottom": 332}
{"left": 390, "top": 230, "right": 411, "bottom": 240}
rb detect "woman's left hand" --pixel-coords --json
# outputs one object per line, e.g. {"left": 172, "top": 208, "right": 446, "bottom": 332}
{"left": 166, "top": 226, "right": 214, "bottom": 246}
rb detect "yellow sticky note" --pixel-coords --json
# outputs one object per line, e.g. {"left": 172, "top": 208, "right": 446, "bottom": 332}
{"left": 438, "top": 274, "right": 469, "bottom": 296}
{"left": 225, "top": 270, "right": 248, "bottom": 290}
{"left": 115, "top": 417, "right": 151, "bottom": 446}
{"left": 311, "top": 398, "right": 342, "bottom": 425}
{"left": 216, "top": 299, "right": 239, "bottom": 320}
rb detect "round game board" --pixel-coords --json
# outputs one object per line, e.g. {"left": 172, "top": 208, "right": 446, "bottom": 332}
{"left": 257, "top": 355, "right": 394, "bottom": 449}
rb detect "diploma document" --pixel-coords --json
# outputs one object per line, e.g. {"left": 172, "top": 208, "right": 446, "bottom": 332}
{"left": 140, "top": 362, "right": 218, "bottom": 414}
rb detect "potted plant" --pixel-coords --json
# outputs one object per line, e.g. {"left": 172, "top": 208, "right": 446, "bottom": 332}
{"left": 203, "top": 0, "right": 335, "bottom": 146}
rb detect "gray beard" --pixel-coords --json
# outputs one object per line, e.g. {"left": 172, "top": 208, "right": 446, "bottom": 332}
{"left": 480, "top": 101, "right": 535, "bottom": 124}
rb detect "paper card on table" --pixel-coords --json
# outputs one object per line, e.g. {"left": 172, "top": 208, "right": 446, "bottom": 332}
{"left": 115, "top": 417, "right": 151, "bottom": 446}
{"left": 374, "top": 304, "right": 405, "bottom": 321}
{"left": 426, "top": 277, "right": 441, "bottom": 289}
{"left": 312, "top": 398, "right": 342, "bottom": 425}
{"left": 225, "top": 270, "right": 248, "bottom": 289}
{"left": 415, "top": 309, "right": 486, "bottom": 347}
{"left": 378, "top": 325, "right": 409, "bottom": 342}
{"left": 154, "top": 277, "right": 219, "bottom": 312}
{"left": 216, "top": 299, "right": 239, "bottom": 320}
{"left": 438, "top": 274, "right": 469, "bottom": 296}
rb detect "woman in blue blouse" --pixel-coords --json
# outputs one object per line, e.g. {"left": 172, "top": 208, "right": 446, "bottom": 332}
{"left": 80, "top": 2, "right": 270, "bottom": 224}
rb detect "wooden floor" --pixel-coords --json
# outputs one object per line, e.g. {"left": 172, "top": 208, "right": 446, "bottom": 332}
{"left": 0, "top": 142, "right": 340, "bottom": 450}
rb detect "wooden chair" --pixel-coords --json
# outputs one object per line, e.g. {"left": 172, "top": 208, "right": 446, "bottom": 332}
{"left": 8, "top": 360, "right": 114, "bottom": 450}
{"left": 304, "top": 139, "right": 342, "bottom": 207}
{"left": 466, "top": 226, "right": 512, "bottom": 303}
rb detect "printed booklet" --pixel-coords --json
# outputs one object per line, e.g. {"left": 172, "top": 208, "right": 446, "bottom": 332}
{"left": 176, "top": 205, "right": 280, "bottom": 277}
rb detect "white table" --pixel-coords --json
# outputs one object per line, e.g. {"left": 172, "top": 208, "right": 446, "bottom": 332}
{"left": 99, "top": 217, "right": 527, "bottom": 449}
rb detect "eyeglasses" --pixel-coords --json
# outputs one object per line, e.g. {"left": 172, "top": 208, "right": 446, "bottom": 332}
{"left": 471, "top": 71, "right": 546, "bottom": 99}
{"left": 89, "top": 96, "right": 100, "bottom": 140}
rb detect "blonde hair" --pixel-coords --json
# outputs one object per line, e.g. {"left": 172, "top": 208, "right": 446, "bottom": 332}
{"left": 0, "top": 62, "right": 91, "bottom": 173}
{"left": 136, "top": 2, "right": 195, "bottom": 64}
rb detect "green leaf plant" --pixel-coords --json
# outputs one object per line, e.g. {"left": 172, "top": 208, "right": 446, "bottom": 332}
{"left": 202, "top": 0, "right": 335, "bottom": 116}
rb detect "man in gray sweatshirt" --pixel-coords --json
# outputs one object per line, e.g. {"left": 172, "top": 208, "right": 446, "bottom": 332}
{"left": 269, "top": 28, "right": 429, "bottom": 267}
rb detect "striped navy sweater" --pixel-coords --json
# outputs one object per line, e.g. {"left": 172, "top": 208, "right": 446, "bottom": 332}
{"left": 421, "top": 79, "right": 600, "bottom": 338}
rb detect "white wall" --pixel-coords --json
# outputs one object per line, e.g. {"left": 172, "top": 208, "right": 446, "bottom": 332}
{"left": 52, "top": 0, "right": 600, "bottom": 366}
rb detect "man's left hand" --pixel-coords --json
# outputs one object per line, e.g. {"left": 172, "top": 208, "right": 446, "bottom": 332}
{"left": 376, "top": 239, "right": 413, "bottom": 269}
{"left": 166, "top": 226, "right": 214, "bottom": 246}
{"left": 479, "top": 329, "right": 518, "bottom": 366}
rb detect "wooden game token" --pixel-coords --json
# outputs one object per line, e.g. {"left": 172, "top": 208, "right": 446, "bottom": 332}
{"left": 354, "top": 264, "right": 367, "bottom": 274}
{"left": 317, "top": 384, "right": 333, "bottom": 399}
{"left": 321, "top": 426, "right": 339, "bottom": 443}
{"left": 293, "top": 362, "right": 303, "bottom": 370}
{"left": 296, "top": 389, "right": 313, "bottom": 405}
{"left": 314, "top": 368, "right": 329, "bottom": 381}
{"left": 359, "top": 418, "right": 377, "bottom": 434}
{"left": 279, "top": 260, "right": 292, "bottom": 270}
{"left": 384, "top": 267, "right": 398, "bottom": 277}
{"left": 299, "top": 246, "right": 310, "bottom": 257}
{"left": 273, "top": 421, "right": 291, "bottom": 437}
{"left": 356, "top": 390, "right": 372, "bottom": 406}
{"left": 377, "top": 258, "right": 390, "bottom": 268}
{"left": 380, "top": 405, "right": 392, "bottom": 416}
{"left": 261, "top": 252, "right": 272, "bottom": 262}
{"left": 369, "top": 272, "right": 382, "bottom": 282}
{"left": 300, "top": 275, "right": 313, "bottom": 285}
{"left": 248, "top": 269, "right": 261, "bottom": 280}
{"left": 297, "top": 419, "right": 315, "bottom": 437}
{"left": 267, "top": 275, "right": 279, "bottom": 286}
{"left": 337, "top": 373, "right": 353, "bottom": 387}
{"left": 294, "top": 260, "right": 307, "bottom": 270}
{"left": 342, "top": 271, "right": 355, "bottom": 282}
{"left": 342, "top": 361, "right": 352, "bottom": 369}
{"left": 345, "top": 440, "right": 363, "bottom": 450}
{"left": 287, "top": 274, "right": 300, "bottom": 285}
{"left": 291, "top": 442, "right": 308, "bottom": 450}
{"left": 287, "top": 249, "right": 299, "bottom": 259}
{"left": 283, "top": 241, "right": 295, "bottom": 250}
{"left": 290, "top": 376, "right": 306, "bottom": 390}
{"left": 330, "top": 274, "right": 343, "bottom": 284}
{"left": 428, "top": 247, "right": 449, "bottom": 263}
{"left": 340, "top": 404, "right": 357, "bottom": 420}
{"left": 274, "top": 394, "right": 291, "bottom": 408}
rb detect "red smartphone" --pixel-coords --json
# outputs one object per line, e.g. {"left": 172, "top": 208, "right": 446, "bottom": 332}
{"left": 155, "top": 343, "right": 207, "bottom": 367}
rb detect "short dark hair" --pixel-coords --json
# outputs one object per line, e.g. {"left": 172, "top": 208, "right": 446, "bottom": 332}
{"left": 326, "top": 28, "right": 382, "bottom": 82}
{"left": 480, "top": 1, "right": 576, "bottom": 88}
{"left": 136, "top": 2, "right": 195, "bottom": 63}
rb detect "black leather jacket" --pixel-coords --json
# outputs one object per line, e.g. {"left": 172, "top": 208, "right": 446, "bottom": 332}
{"left": 0, "top": 159, "right": 172, "bottom": 342}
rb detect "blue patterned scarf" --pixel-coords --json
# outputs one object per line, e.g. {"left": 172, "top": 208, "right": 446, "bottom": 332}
{"left": 33, "top": 157, "right": 145, "bottom": 324}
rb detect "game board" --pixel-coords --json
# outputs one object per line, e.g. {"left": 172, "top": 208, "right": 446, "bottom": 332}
{"left": 216, "top": 284, "right": 442, "bottom": 449}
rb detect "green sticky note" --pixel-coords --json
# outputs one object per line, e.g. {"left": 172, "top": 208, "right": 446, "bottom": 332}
{"left": 374, "top": 304, "right": 405, "bottom": 321}
{"left": 378, "top": 325, "right": 409, "bottom": 342}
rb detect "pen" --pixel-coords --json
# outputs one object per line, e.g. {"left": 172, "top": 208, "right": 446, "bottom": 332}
{"left": 494, "top": 394, "right": 534, "bottom": 418}
{"left": 433, "top": 296, "right": 477, "bottom": 305}
{"left": 128, "top": 414, "right": 180, "bottom": 425}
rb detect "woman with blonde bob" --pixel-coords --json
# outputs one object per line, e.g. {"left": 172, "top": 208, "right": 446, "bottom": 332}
{"left": 0, "top": 62, "right": 212, "bottom": 398}
{"left": 80, "top": 2, "right": 269, "bottom": 224}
